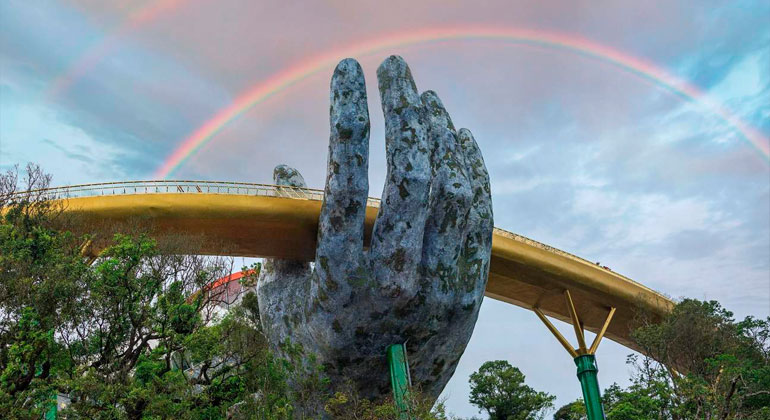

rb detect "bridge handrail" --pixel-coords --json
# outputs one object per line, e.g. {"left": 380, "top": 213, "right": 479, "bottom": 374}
{"left": 6, "top": 180, "right": 382, "bottom": 208}
{"left": 6, "top": 181, "right": 660, "bottom": 293}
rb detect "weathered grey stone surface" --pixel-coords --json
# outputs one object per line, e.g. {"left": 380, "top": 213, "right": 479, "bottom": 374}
{"left": 256, "top": 56, "right": 493, "bottom": 403}
{"left": 256, "top": 166, "right": 311, "bottom": 350}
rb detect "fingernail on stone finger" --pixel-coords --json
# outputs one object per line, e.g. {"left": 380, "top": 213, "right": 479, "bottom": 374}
{"left": 421, "top": 90, "right": 455, "bottom": 132}
{"left": 377, "top": 55, "right": 420, "bottom": 113}
{"left": 331, "top": 59, "right": 369, "bottom": 134}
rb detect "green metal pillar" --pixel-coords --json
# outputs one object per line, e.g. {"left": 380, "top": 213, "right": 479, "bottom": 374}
{"left": 387, "top": 343, "right": 412, "bottom": 420}
{"left": 575, "top": 354, "right": 605, "bottom": 420}
{"left": 43, "top": 393, "right": 57, "bottom": 420}
{"left": 533, "top": 291, "right": 616, "bottom": 420}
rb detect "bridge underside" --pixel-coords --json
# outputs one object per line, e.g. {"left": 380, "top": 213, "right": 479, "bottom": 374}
{"left": 59, "top": 192, "right": 673, "bottom": 353}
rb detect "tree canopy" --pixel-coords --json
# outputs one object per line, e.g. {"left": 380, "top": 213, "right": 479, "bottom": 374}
{"left": 553, "top": 299, "right": 770, "bottom": 420}
{"left": 468, "top": 360, "right": 555, "bottom": 420}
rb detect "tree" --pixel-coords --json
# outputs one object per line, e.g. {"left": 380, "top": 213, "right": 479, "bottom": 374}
{"left": 552, "top": 400, "right": 585, "bottom": 420}
{"left": 1, "top": 164, "right": 84, "bottom": 417}
{"left": 628, "top": 299, "right": 770, "bottom": 419}
{"left": 469, "top": 360, "right": 555, "bottom": 420}
{"left": 552, "top": 299, "right": 770, "bottom": 420}
{"left": 0, "top": 165, "right": 303, "bottom": 418}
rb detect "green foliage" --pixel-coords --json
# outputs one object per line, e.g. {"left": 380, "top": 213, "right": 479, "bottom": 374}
{"left": 629, "top": 299, "right": 770, "bottom": 419}
{"left": 601, "top": 380, "right": 673, "bottom": 420}
{"left": 238, "top": 262, "right": 262, "bottom": 288}
{"left": 469, "top": 360, "right": 555, "bottom": 420}
{"left": 324, "top": 381, "right": 451, "bottom": 420}
{"left": 551, "top": 399, "right": 585, "bottom": 420}
{"left": 0, "top": 165, "right": 301, "bottom": 418}
{"left": 553, "top": 299, "right": 770, "bottom": 420}
{"left": 0, "top": 227, "right": 286, "bottom": 418}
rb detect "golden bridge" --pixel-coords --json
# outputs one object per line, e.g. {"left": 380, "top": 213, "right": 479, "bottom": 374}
{"left": 33, "top": 180, "right": 673, "bottom": 355}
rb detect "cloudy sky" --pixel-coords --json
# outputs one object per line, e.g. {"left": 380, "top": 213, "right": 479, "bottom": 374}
{"left": 2, "top": 0, "right": 769, "bottom": 416}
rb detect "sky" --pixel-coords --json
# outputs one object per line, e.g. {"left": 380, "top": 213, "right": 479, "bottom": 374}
{"left": 1, "top": 0, "right": 769, "bottom": 417}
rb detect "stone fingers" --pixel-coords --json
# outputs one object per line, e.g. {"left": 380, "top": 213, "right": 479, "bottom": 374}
{"left": 408, "top": 129, "right": 492, "bottom": 399}
{"left": 273, "top": 164, "right": 307, "bottom": 188}
{"left": 457, "top": 128, "right": 494, "bottom": 304}
{"left": 315, "top": 59, "right": 370, "bottom": 299}
{"left": 420, "top": 91, "right": 473, "bottom": 296}
{"left": 269, "top": 164, "right": 312, "bottom": 280}
{"left": 370, "top": 56, "right": 431, "bottom": 297}
{"left": 255, "top": 165, "right": 312, "bottom": 347}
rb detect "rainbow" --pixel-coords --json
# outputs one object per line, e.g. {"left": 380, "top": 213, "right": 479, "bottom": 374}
{"left": 155, "top": 26, "right": 770, "bottom": 178}
{"left": 47, "top": 0, "right": 186, "bottom": 98}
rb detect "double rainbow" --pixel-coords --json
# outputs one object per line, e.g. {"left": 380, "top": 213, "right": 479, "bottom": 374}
{"left": 47, "top": 0, "right": 186, "bottom": 98}
{"left": 152, "top": 26, "right": 770, "bottom": 178}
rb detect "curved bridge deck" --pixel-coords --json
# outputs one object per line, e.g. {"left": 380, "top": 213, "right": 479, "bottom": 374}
{"left": 21, "top": 181, "right": 673, "bottom": 352}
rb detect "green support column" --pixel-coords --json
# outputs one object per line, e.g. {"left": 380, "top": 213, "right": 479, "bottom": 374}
{"left": 44, "top": 393, "right": 57, "bottom": 420}
{"left": 387, "top": 343, "right": 412, "bottom": 420}
{"left": 575, "top": 354, "right": 605, "bottom": 420}
{"left": 533, "top": 291, "right": 616, "bottom": 420}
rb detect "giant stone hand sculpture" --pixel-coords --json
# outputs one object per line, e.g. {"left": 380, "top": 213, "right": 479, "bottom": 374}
{"left": 257, "top": 56, "right": 493, "bottom": 401}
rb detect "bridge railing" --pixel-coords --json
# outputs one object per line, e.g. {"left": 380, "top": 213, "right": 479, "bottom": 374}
{"left": 6, "top": 181, "right": 650, "bottom": 287}
{"left": 7, "top": 180, "right": 382, "bottom": 208}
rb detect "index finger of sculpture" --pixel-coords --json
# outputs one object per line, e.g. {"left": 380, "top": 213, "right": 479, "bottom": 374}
{"left": 316, "top": 59, "right": 370, "bottom": 291}
{"left": 420, "top": 91, "right": 473, "bottom": 296}
{"left": 370, "top": 56, "right": 431, "bottom": 296}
